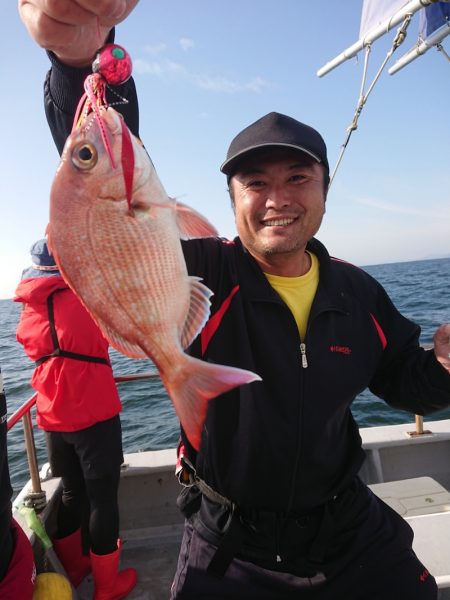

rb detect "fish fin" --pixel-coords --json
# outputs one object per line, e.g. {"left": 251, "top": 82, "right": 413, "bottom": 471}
{"left": 46, "top": 231, "right": 53, "bottom": 256}
{"left": 180, "top": 277, "right": 214, "bottom": 349}
{"left": 164, "top": 359, "right": 261, "bottom": 451}
{"left": 175, "top": 201, "right": 219, "bottom": 239}
{"left": 95, "top": 318, "right": 148, "bottom": 359}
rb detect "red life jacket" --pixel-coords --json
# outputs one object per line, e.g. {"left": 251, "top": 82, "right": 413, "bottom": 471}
{"left": 0, "top": 519, "right": 35, "bottom": 600}
{"left": 14, "top": 276, "right": 122, "bottom": 432}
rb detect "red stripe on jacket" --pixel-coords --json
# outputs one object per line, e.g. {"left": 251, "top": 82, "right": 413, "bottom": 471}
{"left": 370, "top": 313, "right": 387, "bottom": 350}
{"left": 201, "top": 285, "right": 240, "bottom": 355}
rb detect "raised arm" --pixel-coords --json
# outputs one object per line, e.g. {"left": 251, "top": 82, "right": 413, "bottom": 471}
{"left": 18, "top": 0, "right": 140, "bottom": 154}
{"left": 18, "top": 0, "right": 139, "bottom": 66}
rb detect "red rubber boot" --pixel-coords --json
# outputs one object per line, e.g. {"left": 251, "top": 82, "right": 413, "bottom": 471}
{"left": 90, "top": 539, "right": 137, "bottom": 600}
{"left": 52, "top": 528, "right": 91, "bottom": 587}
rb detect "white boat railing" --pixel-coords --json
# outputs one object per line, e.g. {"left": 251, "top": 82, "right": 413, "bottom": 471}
{"left": 6, "top": 371, "right": 160, "bottom": 511}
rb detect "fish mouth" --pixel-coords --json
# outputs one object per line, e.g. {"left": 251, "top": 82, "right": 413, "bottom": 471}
{"left": 96, "top": 173, "right": 146, "bottom": 203}
{"left": 261, "top": 217, "right": 297, "bottom": 227}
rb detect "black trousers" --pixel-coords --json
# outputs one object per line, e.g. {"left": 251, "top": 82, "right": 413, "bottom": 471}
{"left": 45, "top": 416, "right": 123, "bottom": 554}
{"left": 0, "top": 509, "right": 13, "bottom": 581}
{"left": 171, "top": 521, "right": 437, "bottom": 600}
{"left": 170, "top": 482, "right": 438, "bottom": 600}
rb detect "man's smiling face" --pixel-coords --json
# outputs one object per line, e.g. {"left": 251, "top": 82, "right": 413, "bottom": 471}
{"left": 230, "top": 148, "right": 327, "bottom": 275}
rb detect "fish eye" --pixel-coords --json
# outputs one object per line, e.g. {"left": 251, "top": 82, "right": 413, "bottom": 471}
{"left": 72, "top": 142, "right": 98, "bottom": 170}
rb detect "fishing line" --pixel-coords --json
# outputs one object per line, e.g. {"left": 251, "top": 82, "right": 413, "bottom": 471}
{"left": 329, "top": 14, "right": 413, "bottom": 188}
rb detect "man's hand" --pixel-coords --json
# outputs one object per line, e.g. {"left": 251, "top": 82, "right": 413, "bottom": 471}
{"left": 433, "top": 323, "right": 450, "bottom": 373}
{"left": 18, "top": 0, "right": 139, "bottom": 67}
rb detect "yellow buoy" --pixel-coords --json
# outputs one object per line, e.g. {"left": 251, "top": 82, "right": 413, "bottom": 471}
{"left": 32, "top": 572, "right": 72, "bottom": 600}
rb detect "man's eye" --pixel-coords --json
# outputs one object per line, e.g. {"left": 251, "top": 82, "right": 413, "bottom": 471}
{"left": 247, "top": 180, "right": 265, "bottom": 188}
{"left": 289, "top": 174, "right": 306, "bottom": 183}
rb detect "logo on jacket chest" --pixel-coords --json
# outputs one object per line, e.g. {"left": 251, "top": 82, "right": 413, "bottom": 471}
{"left": 329, "top": 345, "right": 352, "bottom": 355}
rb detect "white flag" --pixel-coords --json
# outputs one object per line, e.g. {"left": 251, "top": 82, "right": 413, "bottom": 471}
{"left": 360, "top": 0, "right": 410, "bottom": 39}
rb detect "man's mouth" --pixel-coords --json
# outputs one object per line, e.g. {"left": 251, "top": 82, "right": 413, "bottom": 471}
{"left": 262, "top": 217, "right": 296, "bottom": 227}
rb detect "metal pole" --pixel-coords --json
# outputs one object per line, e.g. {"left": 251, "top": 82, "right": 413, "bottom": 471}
{"left": 415, "top": 414, "right": 424, "bottom": 435}
{"left": 22, "top": 411, "right": 42, "bottom": 494}
{"left": 408, "top": 414, "right": 431, "bottom": 436}
{"left": 388, "top": 20, "right": 450, "bottom": 74}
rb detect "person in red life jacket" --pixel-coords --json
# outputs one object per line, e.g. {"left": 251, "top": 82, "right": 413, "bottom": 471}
{"left": 0, "top": 369, "right": 36, "bottom": 600}
{"left": 14, "top": 238, "right": 137, "bottom": 600}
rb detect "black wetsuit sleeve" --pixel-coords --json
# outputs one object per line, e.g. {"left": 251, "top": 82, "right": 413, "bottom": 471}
{"left": 44, "top": 29, "right": 140, "bottom": 156}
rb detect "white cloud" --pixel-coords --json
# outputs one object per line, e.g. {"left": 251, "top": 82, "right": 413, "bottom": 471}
{"left": 133, "top": 58, "right": 186, "bottom": 77}
{"left": 244, "top": 76, "right": 272, "bottom": 93}
{"left": 133, "top": 49, "right": 273, "bottom": 94}
{"left": 133, "top": 58, "right": 164, "bottom": 76}
{"left": 165, "top": 59, "right": 186, "bottom": 74}
{"left": 355, "top": 196, "right": 450, "bottom": 219}
{"left": 179, "top": 38, "right": 195, "bottom": 51}
{"left": 194, "top": 74, "right": 271, "bottom": 93}
{"left": 143, "top": 43, "right": 167, "bottom": 55}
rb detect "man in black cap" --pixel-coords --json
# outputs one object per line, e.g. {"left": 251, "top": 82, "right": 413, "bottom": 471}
{"left": 219, "top": 111, "right": 330, "bottom": 282}
{"left": 18, "top": 3, "right": 450, "bottom": 599}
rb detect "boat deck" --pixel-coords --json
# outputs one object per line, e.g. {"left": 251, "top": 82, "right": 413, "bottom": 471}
{"left": 13, "top": 423, "right": 450, "bottom": 599}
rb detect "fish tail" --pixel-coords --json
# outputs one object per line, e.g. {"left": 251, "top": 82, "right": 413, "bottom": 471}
{"left": 164, "top": 358, "right": 261, "bottom": 451}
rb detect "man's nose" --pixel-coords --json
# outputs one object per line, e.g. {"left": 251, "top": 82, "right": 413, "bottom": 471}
{"left": 265, "top": 186, "right": 290, "bottom": 208}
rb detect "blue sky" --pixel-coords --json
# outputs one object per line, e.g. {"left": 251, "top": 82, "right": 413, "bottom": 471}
{"left": 1, "top": 1, "right": 449, "bottom": 299}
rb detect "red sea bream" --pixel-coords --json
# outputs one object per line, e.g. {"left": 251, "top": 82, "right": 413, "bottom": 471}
{"left": 48, "top": 107, "right": 261, "bottom": 450}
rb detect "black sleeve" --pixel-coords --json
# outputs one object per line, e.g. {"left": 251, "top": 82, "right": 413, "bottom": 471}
{"left": 368, "top": 283, "right": 450, "bottom": 415}
{"left": 44, "top": 28, "right": 140, "bottom": 156}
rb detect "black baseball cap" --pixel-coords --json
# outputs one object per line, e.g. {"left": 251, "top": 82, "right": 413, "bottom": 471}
{"left": 220, "top": 112, "right": 329, "bottom": 179}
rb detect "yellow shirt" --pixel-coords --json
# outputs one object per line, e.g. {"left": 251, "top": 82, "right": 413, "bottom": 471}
{"left": 264, "top": 252, "right": 319, "bottom": 341}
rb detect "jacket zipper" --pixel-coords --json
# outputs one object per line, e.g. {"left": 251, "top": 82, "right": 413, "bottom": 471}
{"left": 285, "top": 339, "right": 308, "bottom": 516}
{"left": 300, "top": 342, "right": 308, "bottom": 368}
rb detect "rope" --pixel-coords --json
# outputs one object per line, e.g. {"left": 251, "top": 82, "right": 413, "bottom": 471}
{"left": 22, "top": 490, "right": 47, "bottom": 512}
{"left": 329, "top": 14, "right": 413, "bottom": 188}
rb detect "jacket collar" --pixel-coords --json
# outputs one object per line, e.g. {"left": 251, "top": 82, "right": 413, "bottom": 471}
{"left": 234, "top": 236, "right": 349, "bottom": 315}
